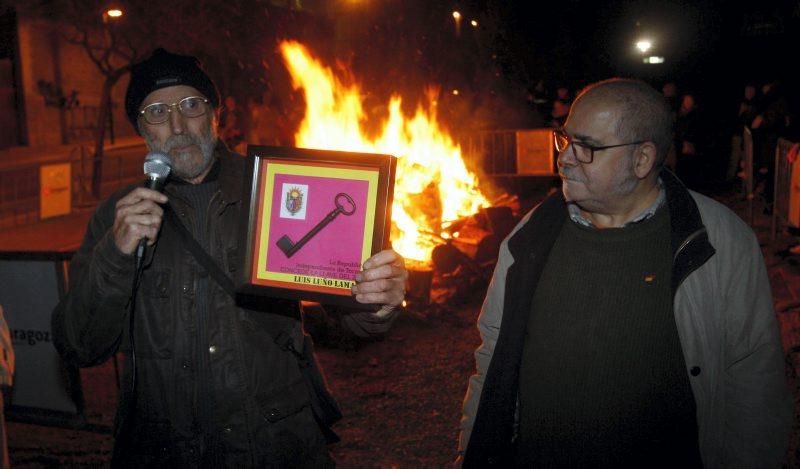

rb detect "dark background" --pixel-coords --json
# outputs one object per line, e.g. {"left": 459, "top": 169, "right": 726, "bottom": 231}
{"left": 305, "top": 0, "right": 799, "bottom": 140}
{"left": 2, "top": 0, "right": 797, "bottom": 135}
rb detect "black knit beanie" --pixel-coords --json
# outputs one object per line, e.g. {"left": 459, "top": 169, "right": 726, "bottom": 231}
{"left": 124, "top": 48, "right": 220, "bottom": 133}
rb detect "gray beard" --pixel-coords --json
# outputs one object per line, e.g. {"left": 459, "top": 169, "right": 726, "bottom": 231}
{"left": 143, "top": 128, "right": 218, "bottom": 181}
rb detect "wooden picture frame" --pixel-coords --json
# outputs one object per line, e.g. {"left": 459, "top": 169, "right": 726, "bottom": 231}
{"left": 239, "top": 145, "right": 396, "bottom": 309}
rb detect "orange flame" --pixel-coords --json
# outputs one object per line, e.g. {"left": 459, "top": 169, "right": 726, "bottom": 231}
{"left": 280, "top": 40, "right": 488, "bottom": 262}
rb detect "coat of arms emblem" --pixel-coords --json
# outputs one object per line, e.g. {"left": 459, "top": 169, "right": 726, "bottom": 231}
{"left": 285, "top": 187, "right": 304, "bottom": 216}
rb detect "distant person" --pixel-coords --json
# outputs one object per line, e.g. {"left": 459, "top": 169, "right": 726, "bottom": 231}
{"left": 738, "top": 84, "right": 760, "bottom": 128}
{"left": 662, "top": 81, "right": 680, "bottom": 171}
{"left": 728, "top": 83, "right": 760, "bottom": 181}
{"left": 548, "top": 86, "right": 573, "bottom": 128}
{"left": 662, "top": 81, "right": 680, "bottom": 116}
{"left": 458, "top": 78, "right": 792, "bottom": 467}
{"left": 528, "top": 79, "right": 551, "bottom": 122}
{"left": 752, "top": 80, "right": 790, "bottom": 213}
{"left": 555, "top": 85, "right": 572, "bottom": 104}
{"left": 52, "top": 48, "right": 407, "bottom": 466}
{"left": 548, "top": 99, "right": 570, "bottom": 129}
{"left": 675, "top": 93, "right": 705, "bottom": 189}
{"left": 0, "top": 305, "right": 13, "bottom": 469}
{"left": 522, "top": 90, "right": 546, "bottom": 128}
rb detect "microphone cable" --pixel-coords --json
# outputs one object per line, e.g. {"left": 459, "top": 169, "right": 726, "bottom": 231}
{"left": 126, "top": 152, "right": 172, "bottom": 409}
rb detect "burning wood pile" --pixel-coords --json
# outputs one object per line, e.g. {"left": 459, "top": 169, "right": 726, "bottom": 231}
{"left": 405, "top": 194, "right": 521, "bottom": 313}
{"left": 280, "top": 41, "right": 519, "bottom": 315}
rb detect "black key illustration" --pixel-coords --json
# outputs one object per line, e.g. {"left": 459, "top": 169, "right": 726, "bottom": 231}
{"left": 276, "top": 192, "right": 357, "bottom": 258}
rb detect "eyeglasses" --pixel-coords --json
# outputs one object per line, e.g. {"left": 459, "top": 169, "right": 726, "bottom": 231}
{"left": 553, "top": 128, "right": 645, "bottom": 164}
{"left": 139, "top": 96, "right": 209, "bottom": 125}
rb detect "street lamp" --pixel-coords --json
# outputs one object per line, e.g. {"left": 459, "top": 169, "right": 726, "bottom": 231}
{"left": 452, "top": 10, "right": 462, "bottom": 37}
{"left": 634, "top": 37, "right": 664, "bottom": 65}
{"left": 102, "top": 5, "right": 124, "bottom": 23}
{"left": 635, "top": 39, "right": 652, "bottom": 54}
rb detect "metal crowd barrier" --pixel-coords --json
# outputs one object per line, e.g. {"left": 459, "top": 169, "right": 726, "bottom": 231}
{"left": 464, "top": 128, "right": 556, "bottom": 176}
{"left": 742, "top": 126, "right": 755, "bottom": 226}
{"left": 0, "top": 142, "right": 146, "bottom": 230}
{"left": 772, "top": 138, "right": 800, "bottom": 241}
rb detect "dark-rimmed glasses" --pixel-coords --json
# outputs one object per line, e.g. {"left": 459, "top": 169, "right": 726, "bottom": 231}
{"left": 139, "top": 96, "right": 209, "bottom": 125}
{"left": 553, "top": 128, "right": 645, "bottom": 164}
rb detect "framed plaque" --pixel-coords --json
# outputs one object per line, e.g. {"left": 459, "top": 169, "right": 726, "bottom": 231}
{"left": 239, "top": 145, "right": 396, "bottom": 308}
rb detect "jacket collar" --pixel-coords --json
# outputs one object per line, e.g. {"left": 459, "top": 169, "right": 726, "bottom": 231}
{"left": 661, "top": 169, "right": 704, "bottom": 251}
{"left": 507, "top": 191, "right": 566, "bottom": 262}
{"left": 507, "top": 170, "right": 713, "bottom": 264}
{"left": 660, "top": 169, "right": 716, "bottom": 291}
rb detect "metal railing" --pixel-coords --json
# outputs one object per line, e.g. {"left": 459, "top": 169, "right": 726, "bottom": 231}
{"left": 743, "top": 126, "right": 755, "bottom": 225}
{"left": 464, "top": 129, "right": 519, "bottom": 175}
{"left": 463, "top": 128, "right": 556, "bottom": 176}
{"left": 771, "top": 138, "right": 800, "bottom": 241}
{"left": 0, "top": 143, "right": 145, "bottom": 229}
{"left": 0, "top": 162, "right": 39, "bottom": 228}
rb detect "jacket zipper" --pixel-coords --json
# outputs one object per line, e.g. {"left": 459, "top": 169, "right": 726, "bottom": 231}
{"left": 674, "top": 227, "right": 706, "bottom": 262}
{"left": 672, "top": 226, "right": 710, "bottom": 296}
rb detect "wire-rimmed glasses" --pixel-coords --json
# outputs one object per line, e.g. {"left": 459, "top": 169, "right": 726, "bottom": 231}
{"left": 139, "top": 96, "right": 210, "bottom": 125}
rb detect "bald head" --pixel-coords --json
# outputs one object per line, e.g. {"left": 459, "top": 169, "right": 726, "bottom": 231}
{"left": 573, "top": 78, "right": 674, "bottom": 167}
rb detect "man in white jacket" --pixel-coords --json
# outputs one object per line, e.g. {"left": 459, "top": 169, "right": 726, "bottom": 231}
{"left": 459, "top": 78, "right": 792, "bottom": 467}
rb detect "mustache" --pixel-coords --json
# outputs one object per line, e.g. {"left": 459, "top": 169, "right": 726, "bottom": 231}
{"left": 163, "top": 134, "right": 203, "bottom": 152}
{"left": 559, "top": 169, "right": 576, "bottom": 179}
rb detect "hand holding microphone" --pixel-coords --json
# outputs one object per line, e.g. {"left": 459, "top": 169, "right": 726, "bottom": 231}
{"left": 112, "top": 152, "right": 172, "bottom": 264}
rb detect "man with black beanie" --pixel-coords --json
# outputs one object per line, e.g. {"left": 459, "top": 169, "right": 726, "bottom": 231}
{"left": 52, "top": 48, "right": 407, "bottom": 466}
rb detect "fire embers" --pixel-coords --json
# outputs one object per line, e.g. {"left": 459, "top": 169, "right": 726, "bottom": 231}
{"left": 406, "top": 195, "right": 521, "bottom": 315}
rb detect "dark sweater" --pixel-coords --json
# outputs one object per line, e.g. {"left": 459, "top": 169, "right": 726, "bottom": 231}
{"left": 516, "top": 206, "right": 702, "bottom": 467}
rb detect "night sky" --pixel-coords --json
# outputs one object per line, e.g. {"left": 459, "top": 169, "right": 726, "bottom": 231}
{"left": 497, "top": 0, "right": 795, "bottom": 90}
{"left": 475, "top": 0, "right": 797, "bottom": 133}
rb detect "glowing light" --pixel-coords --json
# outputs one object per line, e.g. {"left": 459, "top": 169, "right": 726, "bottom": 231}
{"left": 643, "top": 56, "right": 665, "bottom": 64}
{"left": 106, "top": 8, "right": 123, "bottom": 18}
{"left": 452, "top": 89, "right": 460, "bottom": 96}
{"left": 470, "top": 19, "right": 478, "bottom": 27}
{"left": 279, "top": 40, "right": 489, "bottom": 262}
{"left": 452, "top": 11, "right": 462, "bottom": 20}
{"left": 635, "top": 40, "right": 652, "bottom": 53}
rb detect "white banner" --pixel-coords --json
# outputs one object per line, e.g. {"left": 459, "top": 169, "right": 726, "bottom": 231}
{"left": 0, "top": 258, "right": 80, "bottom": 416}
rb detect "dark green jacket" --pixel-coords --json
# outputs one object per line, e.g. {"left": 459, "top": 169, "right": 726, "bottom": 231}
{"left": 53, "top": 145, "right": 332, "bottom": 467}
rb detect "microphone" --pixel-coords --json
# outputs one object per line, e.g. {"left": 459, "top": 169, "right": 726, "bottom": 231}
{"left": 136, "top": 152, "right": 172, "bottom": 267}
